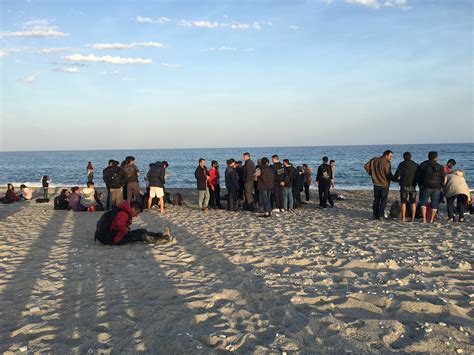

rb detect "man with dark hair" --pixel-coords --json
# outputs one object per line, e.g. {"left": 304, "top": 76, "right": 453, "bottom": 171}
{"left": 146, "top": 161, "right": 166, "bottom": 213}
{"left": 225, "top": 159, "right": 239, "bottom": 211}
{"left": 271, "top": 155, "right": 284, "bottom": 211}
{"left": 108, "top": 201, "right": 173, "bottom": 245}
{"left": 124, "top": 156, "right": 141, "bottom": 203}
{"left": 195, "top": 158, "right": 210, "bottom": 211}
{"left": 316, "top": 156, "right": 334, "bottom": 208}
{"left": 281, "top": 159, "right": 296, "bottom": 211}
{"left": 364, "top": 150, "right": 396, "bottom": 220}
{"left": 302, "top": 164, "right": 312, "bottom": 203}
{"left": 394, "top": 152, "right": 419, "bottom": 222}
{"left": 256, "top": 157, "right": 275, "bottom": 217}
{"left": 444, "top": 159, "right": 456, "bottom": 175}
{"left": 242, "top": 152, "right": 256, "bottom": 211}
{"left": 103, "top": 159, "right": 127, "bottom": 210}
{"left": 418, "top": 151, "right": 445, "bottom": 223}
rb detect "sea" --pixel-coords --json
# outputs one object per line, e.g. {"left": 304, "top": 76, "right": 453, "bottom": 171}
{"left": 0, "top": 144, "right": 473, "bottom": 190}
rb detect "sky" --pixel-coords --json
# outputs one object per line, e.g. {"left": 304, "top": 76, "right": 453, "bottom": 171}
{"left": 0, "top": 0, "right": 472, "bottom": 151}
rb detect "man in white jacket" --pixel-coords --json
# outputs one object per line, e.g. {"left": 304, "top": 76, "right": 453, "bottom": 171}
{"left": 445, "top": 170, "right": 471, "bottom": 222}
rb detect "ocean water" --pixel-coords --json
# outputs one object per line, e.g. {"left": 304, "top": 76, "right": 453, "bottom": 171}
{"left": 0, "top": 144, "right": 473, "bottom": 190}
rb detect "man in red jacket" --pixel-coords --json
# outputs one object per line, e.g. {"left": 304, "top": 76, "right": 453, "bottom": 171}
{"left": 111, "top": 201, "right": 173, "bottom": 245}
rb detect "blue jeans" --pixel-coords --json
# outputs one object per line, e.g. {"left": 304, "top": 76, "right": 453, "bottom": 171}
{"left": 420, "top": 187, "right": 441, "bottom": 210}
{"left": 260, "top": 189, "right": 272, "bottom": 213}
{"left": 282, "top": 187, "right": 293, "bottom": 211}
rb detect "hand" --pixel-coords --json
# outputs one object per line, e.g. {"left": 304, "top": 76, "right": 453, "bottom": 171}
{"left": 280, "top": 182, "right": 285, "bottom": 187}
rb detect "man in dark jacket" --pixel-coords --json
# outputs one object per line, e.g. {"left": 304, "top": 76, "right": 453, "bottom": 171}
{"left": 364, "top": 150, "right": 396, "bottom": 220}
{"left": 103, "top": 160, "right": 127, "bottom": 210}
{"left": 316, "top": 157, "right": 334, "bottom": 208}
{"left": 195, "top": 158, "right": 210, "bottom": 211}
{"left": 146, "top": 161, "right": 166, "bottom": 213}
{"left": 394, "top": 152, "right": 419, "bottom": 222}
{"left": 281, "top": 159, "right": 296, "bottom": 211}
{"left": 124, "top": 156, "right": 141, "bottom": 203}
{"left": 271, "top": 155, "right": 284, "bottom": 211}
{"left": 418, "top": 151, "right": 446, "bottom": 223}
{"left": 256, "top": 157, "right": 275, "bottom": 217}
{"left": 225, "top": 159, "right": 239, "bottom": 211}
{"left": 242, "top": 152, "right": 256, "bottom": 211}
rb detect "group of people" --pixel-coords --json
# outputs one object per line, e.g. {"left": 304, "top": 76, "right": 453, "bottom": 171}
{"left": 365, "top": 150, "right": 471, "bottom": 223}
{"left": 194, "top": 153, "right": 336, "bottom": 218}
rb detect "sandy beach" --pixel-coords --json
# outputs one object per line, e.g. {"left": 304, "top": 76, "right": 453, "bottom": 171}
{"left": 0, "top": 188, "right": 472, "bottom": 354}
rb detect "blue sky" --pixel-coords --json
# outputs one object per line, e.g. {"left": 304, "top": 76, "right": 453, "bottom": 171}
{"left": 0, "top": 0, "right": 472, "bottom": 151}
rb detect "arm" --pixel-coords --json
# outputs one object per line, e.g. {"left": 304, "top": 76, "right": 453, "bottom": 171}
{"left": 363, "top": 160, "right": 372, "bottom": 175}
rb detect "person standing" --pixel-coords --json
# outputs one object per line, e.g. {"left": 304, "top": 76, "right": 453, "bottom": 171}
{"left": 330, "top": 160, "right": 336, "bottom": 189}
{"left": 195, "top": 158, "right": 210, "bottom": 211}
{"left": 225, "top": 159, "right": 239, "bottom": 212}
{"left": 256, "top": 157, "right": 275, "bottom": 217}
{"left": 293, "top": 166, "right": 304, "bottom": 209}
{"left": 124, "top": 156, "right": 141, "bottom": 203}
{"left": 364, "top": 150, "right": 395, "bottom": 220}
{"left": 146, "top": 161, "right": 166, "bottom": 213}
{"left": 103, "top": 160, "right": 127, "bottom": 210}
{"left": 316, "top": 157, "right": 334, "bottom": 208}
{"left": 445, "top": 170, "right": 471, "bottom": 222}
{"left": 302, "top": 164, "right": 312, "bottom": 203}
{"left": 209, "top": 160, "right": 224, "bottom": 209}
{"left": 281, "top": 159, "right": 296, "bottom": 211}
{"left": 242, "top": 152, "right": 256, "bottom": 211}
{"left": 418, "top": 151, "right": 446, "bottom": 223}
{"left": 271, "top": 155, "right": 284, "bottom": 212}
{"left": 87, "top": 161, "right": 94, "bottom": 183}
{"left": 394, "top": 152, "right": 419, "bottom": 222}
{"left": 41, "top": 175, "right": 51, "bottom": 199}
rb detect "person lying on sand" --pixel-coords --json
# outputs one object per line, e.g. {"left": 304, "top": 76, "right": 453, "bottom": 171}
{"left": 95, "top": 201, "right": 174, "bottom": 245}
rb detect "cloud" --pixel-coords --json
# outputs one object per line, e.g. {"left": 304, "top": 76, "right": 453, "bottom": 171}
{"left": 100, "top": 70, "right": 121, "bottom": 75}
{"left": 208, "top": 47, "right": 255, "bottom": 52}
{"left": 346, "top": 0, "right": 381, "bottom": 8}
{"left": 0, "top": 48, "right": 21, "bottom": 57}
{"left": 161, "top": 63, "right": 180, "bottom": 68}
{"left": 178, "top": 19, "right": 266, "bottom": 30}
{"left": 384, "top": 0, "right": 410, "bottom": 9}
{"left": 346, "top": 0, "right": 409, "bottom": 9}
{"left": 64, "top": 53, "right": 152, "bottom": 65}
{"left": 19, "top": 72, "right": 39, "bottom": 84}
{"left": 1, "top": 18, "right": 70, "bottom": 38}
{"left": 289, "top": 25, "right": 300, "bottom": 30}
{"left": 90, "top": 41, "right": 163, "bottom": 50}
{"left": 136, "top": 16, "right": 172, "bottom": 24}
{"left": 54, "top": 66, "right": 80, "bottom": 73}
{"left": 36, "top": 47, "right": 74, "bottom": 54}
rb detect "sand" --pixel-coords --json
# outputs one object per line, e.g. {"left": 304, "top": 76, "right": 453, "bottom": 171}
{"left": 0, "top": 188, "right": 473, "bottom": 354}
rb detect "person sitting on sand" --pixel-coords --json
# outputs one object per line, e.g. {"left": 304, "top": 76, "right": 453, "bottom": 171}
{"left": 107, "top": 201, "right": 173, "bottom": 245}
{"left": 19, "top": 184, "right": 33, "bottom": 201}
{"left": 68, "top": 186, "right": 85, "bottom": 211}
{"left": 80, "top": 181, "right": 105, "bottom": 211}
{"left": 445, "top": 170, "right": 471, "bottom": 223}
{"left": 54, "top": 189, "right": 70, "bottom": 210}
{"left": 1, "top": 184, "right": 19, "bottom": 204}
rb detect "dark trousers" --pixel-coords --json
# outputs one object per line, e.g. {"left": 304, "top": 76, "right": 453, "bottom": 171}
{"left": 227, "top": 189, "right": 238, "bottom": 211}
{"left": 447, "top": 194, "right": 467, "bottom": 219}
{"left": 244, "top": 181, "right": 254, "bottom": 210}
{"left": 272, "top": 185, "right": 283, "bottom": 210}
{"left": 209, "top": 184, "right": 223, "bottom": 208}
{"left": 116, "top": 229, "right": 165, "bottom": 245}
{"left": 373, "top": 185, "right": 389, "bottom": 219}
{"left": 304, "top": 183, "right": 310, "bottom": 201}
{"left": 318, "top": 182, "right": 331, "bottom": 207}
{"left": 293, "top": 188, "right": 302, "bottom": 208}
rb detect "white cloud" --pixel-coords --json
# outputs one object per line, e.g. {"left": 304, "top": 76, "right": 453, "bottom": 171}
{"left": 289, "top": 25, "right": 300, "bottom": 30}
{"left": 346, "top": 0, "right": 381, "bottom": 8}
{"left": 136, "top": 16, "right": 172, "bottom": 24}
{"left": 346, "top": 0, "right": 409, "bottom": 9}
{"left": 178, "top": 19, "right": 265, "bottom": 30}
{"left": 209, "top": 46, "right": 237, "bottom": 52}
{"left": 0, "top": 48, "right": 21, "bottom": 57}
{"left": 91, "top": 41, "right": 163, "bottom": 50}
{"left": 64, "top": 53, "right": 152, "bottom": 65}
{"left": 36, "top": 47, "right": 74, "bottom": 54}
{"left": 1, "top": 18, "right": 70, "bottom": 38}
{"left": 384, "top": 0, "right": 410, "bottom": 9}
{"left": 161, "top": 63, "right": 180, "bottom": 68}
{"left": 19, "top": 72, "right": 39, "bottom": 84}
{"left": 101, "top": 70, "right": 121, "bottom": 75}
{"left": 54, "top": 66, "right": 80, "bottom": 73}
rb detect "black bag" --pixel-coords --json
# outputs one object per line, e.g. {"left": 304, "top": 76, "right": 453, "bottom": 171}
{"left": 94, "top": 207, "right": 120, "bottom": 245}
{"left": 54, "top": 196, "right": 68, "bottom": 210}
{"left": 172, "top": 193, "right": 184, "bottom": 206}
{"left": 389, "top": 201, "right": 401, "bottom": 218}
{"left": 36, "top": 198, "right": 50, "bottom": 203}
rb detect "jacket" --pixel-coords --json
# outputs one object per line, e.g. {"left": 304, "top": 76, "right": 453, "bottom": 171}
{"left": 316, "top": 163, "right": 333, "bottom": 183}
{"left": 103, "top": 165, "right": 127, "bottom": 189}
{"left": 445, "top": 174, "right": 471, "bottom": 201}
{"left": 272, "top": 162, "right": 284, "bottom": 184}
{"left": 418, "top": 160, "right": 445, "bottom": 189}
{"left": 68, "top": 192, "right": 81, "bottom": 211}
{"left": 282, "top": 165, "right": 297, "bottom": 188}
{"left": 80, "top": 188, "right": 97, "bottom": 207}
{"left": 147, "top": 162, "right": 166, "bottom": 187}
{"left": 209, "top": 168, "right": 220, "bottom": 189}
{"left": 364, "top": 156, "right": 394, "bottom": 187}
{"left": 257, "top": 165, "right": 275, "bottom": 191}
{"left": 394, "top": 160, "right": 419, "bottom": 187}
{"left": 225, "top": 166, "right": 239, "bottom": 191}
{"left": 124, "top": 164, "right": 140, "bottom": 183}
{"left": 303, "top": 168, "right": 312, "bottom": 184}
{"left": 110, "top": 201, "right": 133, "bottom": 245}
{"left": 195, "top": 166, "right": 209, "bottom": 191}
{"left": 243, "top": 159, "right": 256, "bottom": 183}
{"left": 6, "top": 190, "right": 18, "bottom": 202}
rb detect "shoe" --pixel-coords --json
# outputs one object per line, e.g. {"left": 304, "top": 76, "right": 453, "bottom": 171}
{"left": 272, "top": 208, "right": 279, "bottom": 212}
{"left": 459, "top": 218, "right": 465, "bottom": 222}
{"left": 163, "top": 227, "right": 171, "bottom": 238}
{"left": 144, "top": 235, "right": 157, "bottom": 244}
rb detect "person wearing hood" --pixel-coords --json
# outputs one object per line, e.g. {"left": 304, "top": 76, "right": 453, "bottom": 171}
{"left": 68, "top": 186, "right": 85, "bottom": 211}
{"left": 108, "top": 201, "right": 173, "bottom": 245}
{"left": 418, "top": 151, "right": 446, "bottom": 223}
{"left": 80, "top": 181, "right": 104, "bottom": 211}
{"left": 445, "top": 170, "right": 471, "bottom": 222}
{"left": 146, "top": 161, "right": 166, "bottom": 213}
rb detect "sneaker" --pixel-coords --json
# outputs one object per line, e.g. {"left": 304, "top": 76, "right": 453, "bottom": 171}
{"left": 272, "top": 208, "right": 280, "bottom": 212}
{"left": 163, "top": 227, "right": 171, "bottom": 238}
{"left": 144, "top": 235, "right": 157, "bottom": 244}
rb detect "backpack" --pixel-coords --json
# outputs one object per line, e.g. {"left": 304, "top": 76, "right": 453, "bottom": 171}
{"left": 94, "top": 207, "right": 120, "bottom": 245}
{"left": 172, "top": 193, "right": 184, "bottom": 206}
{"left": 389, "top": 201, "right": 401, "bottom": 218}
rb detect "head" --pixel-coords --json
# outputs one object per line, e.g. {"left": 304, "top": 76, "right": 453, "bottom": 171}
{"left": 20, "top": 184, "right": 26, "bottom": 190}
{"left": 271, "top": 155, "right": 280, "bottom": 163}
{"left": 454, "top": 170, "right": 464, "bottom": 177}
{"left": 61, "top": 189, "right": 70, "bottom": 197}
{"left": 125, "top": 156, "right": 135, "bottom": 165}
{"left": 130, "top": 201, "right": 142, "bottom": 217}
{"left": 403, "top": 152, "right": 412, "bottom": 161}
{"left": 162, "top": 161, "right": 169, "bottom": 168}
{"left": 447, "top": 159, "right": 456, "bottom": 168}
{"left": 383, "top": 150, "right": 393, "bottom": 161}
{"left": 297, "top": 166, "right": 303, "bottom": 173}
{"left": 283, "top": 159, "right": 290, "bottom": 167}
{"left": 42, "top": 175, "right": 48, "bottom": 180}
{"left": 226, "top": 159, "right": 235, "bottom": 167}
{"left": 7, "top": 183, "right": 14, "bottom": 190}
{"left": 211, "top": 160, "right": 218, "bottom": 169}
{"left": 108, "top": 159, "right": 115, "bottom": 166}
{"left": 87, "top": 181, "right": 95, "bottom": 188}
{"left": 330, "top": 160, "right": 335, "bottom": 167}
{"left": 322, "top": 156, "right": 329, "bottom": 163}
{"left": 243, "top": 152, "right": 250, "bottom": 161}
{"left": 261, "top": 157, "right": 269, "bottom": 166}
{"left": 428, "top": 151, "right": 438, "bottom": 161}
{"left": 71, "top": 186, "right": 80, "bottom": 193}
{"left": 199, "top": 158, "right": 206, "bottom": 167}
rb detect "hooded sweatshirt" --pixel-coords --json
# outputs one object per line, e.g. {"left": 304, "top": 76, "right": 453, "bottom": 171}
{"left": 445, "top": 174, "right": 471, "bottom": 201}
{"left": 110, "top": 201, "right": 134, "bottom": 245}
{"left": 418, "top": 160, "right": 445, "bottom": 189}
{"left": 394, "top": 160, "right": 419, "bottom": 187}
{"left": 80, "top": 188, "right": 97, "bottom": 207}
{"left": 147, "top": 162, "right": 166, "bottom": 187}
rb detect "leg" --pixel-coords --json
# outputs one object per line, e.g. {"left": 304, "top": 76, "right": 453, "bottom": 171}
{"left": 318, "top": 184, "right": 323, "bottom": 206}
{"left": 304, "top": 183, "right": 310, "bottom": 201}
{"left": 198, "top": 190, "right": 204, "bottom": 209}
{"left": 204, "top": 188, "right": 210, "bottom": 208}
{"left": 282, "top": 188, "right": 288, "bottom": 210}
{"left": 116, "top": 229, "right": 147, "bottom": 245}
{"left": 216, "top": 185, "right": 223, "bottom": 208}
{"left": 288, "top": 188, "right": 294, "bottom": 210}
{"left": 379, "top": 186, "right": 389, "bottom": 219}
{"left": 327, "top": 185, "right": 334, "bottom": 207}
{"left": 430, "top": 190, "right": 441, "bottom": 223}
{"left": 106, "top": 188, "right": 110, "bottom": 210}
{"left": 457, "top": 194, "right": 467, "bottom": 220}
{"left": 372, "top": 186, "right": 380, "bottom": 219}
{"left": 401, "top": 203, "right": 407, "bottom": 222}
{"left": 209, "top": 187, "right": 216, "bottom": 208}
{"left": 127, "top": 183, "right": 133, "bottom": 203}
{"left": 446, "top": 196, "right": 455, "bottom": 220}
